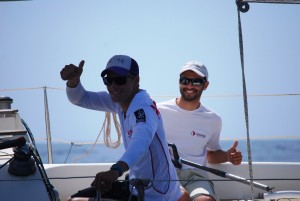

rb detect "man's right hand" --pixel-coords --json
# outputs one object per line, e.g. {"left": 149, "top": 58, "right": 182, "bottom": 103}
{"left": 60, "top": 60, "right": 85, "bottom": 88}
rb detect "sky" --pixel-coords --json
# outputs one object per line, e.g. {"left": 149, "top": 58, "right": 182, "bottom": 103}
{"left": 1, "top": 0, "right": 300, "bottom": 144}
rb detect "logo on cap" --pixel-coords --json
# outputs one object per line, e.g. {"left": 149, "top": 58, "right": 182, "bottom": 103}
{"left": 101, "top": 55, "right": 139, "bottom": 77}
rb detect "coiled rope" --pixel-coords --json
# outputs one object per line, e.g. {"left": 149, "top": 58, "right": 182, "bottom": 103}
{"left": 73, "top": 112, "right": 121, "bottom": 163}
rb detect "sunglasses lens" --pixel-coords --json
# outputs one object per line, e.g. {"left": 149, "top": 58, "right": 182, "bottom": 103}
{"left": 103, "top": 77, "right": 111, "bottom": 86}
{"left": 191, "top": 79, "right": 203, "bottom": 86}
{"left": 103, "top": 76, "right": 128, "bottom": 86}
{"left": 179, "top": 77, "right": 205, "bottom": 86}
{"left": 179, "top": 77, "right": 189, "bottom": 85}
{"left": 114, "top": 77, "right": 127, "bottom": 85}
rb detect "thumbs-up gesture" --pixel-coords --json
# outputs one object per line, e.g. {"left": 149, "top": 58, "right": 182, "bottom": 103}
{"left": 227, "top": 141, "right": 242, "bottom": 165}
{"left": 60, "top": 60, "right": 85, "bottom": 87}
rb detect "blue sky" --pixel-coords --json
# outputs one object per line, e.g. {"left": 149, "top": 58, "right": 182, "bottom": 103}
{"left": 1, "top": 1, "right": 300, "bottom": 143}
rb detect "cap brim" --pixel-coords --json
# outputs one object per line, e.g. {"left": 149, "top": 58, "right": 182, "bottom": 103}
{"left": 101, "top": 67, "right": 130, "bottom": 77}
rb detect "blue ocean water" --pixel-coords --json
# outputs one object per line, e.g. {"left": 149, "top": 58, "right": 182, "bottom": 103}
{"left": 35, "top": 139, "right": 300, "bottom": 164}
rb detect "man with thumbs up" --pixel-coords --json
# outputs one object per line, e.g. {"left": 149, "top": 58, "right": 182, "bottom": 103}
{"left": 157, "top": 61, "right": 243, "bottom": 201}
{"left": 60, "top": 55, "right": 185, "bottom": 201}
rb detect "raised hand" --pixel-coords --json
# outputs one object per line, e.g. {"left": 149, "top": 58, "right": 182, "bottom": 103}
{"left": 60, "top": 60, "right": 85, "bottom": 87}
{"left": 227, "top": 141, "right": 242, "bottom": 165}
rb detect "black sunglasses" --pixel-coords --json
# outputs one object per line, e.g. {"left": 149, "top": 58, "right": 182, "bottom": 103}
{"left": 103, "top": 76, "right": 129, "bottom": 86}
{"left": 179, "top": 77, "right": 206, "bottom": 86}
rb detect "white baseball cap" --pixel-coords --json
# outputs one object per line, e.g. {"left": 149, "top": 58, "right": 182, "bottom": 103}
{"left": 180, "top": 61, "right": 208, "bottom": 80}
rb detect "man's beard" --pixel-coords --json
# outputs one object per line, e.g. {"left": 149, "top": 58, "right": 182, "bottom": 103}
{"left": 179, "top": 87, "right": 202, "bottom": 102}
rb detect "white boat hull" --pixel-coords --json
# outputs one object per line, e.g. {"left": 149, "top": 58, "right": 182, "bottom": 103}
{"left": 43, "top": 162, "right": 300, "bottom": 201}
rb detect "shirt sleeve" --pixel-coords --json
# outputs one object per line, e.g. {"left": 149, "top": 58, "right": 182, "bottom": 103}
{"left": 66, "top": 82, "right": 116, "bottom": 112}
{"left": 207, "top": 115, "right": 222, "bottom": 151}
{"left": 120, "top": 107, "right": 158, "bottom": 168}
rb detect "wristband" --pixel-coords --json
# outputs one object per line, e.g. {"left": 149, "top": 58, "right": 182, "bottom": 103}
{"left": 110, "top": 163, "right": 123, "bottom": 177}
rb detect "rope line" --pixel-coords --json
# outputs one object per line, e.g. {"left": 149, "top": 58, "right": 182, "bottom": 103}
{"left": 72, "top": 112, "right": 121, "bottom": 163}
{"left": 31, "top": 135, "right": 300, "bottom": 145}
{"left": 237, "top": 6, "right": 255, "bottom": 200}
{"left": 1, "top": 87, "right": 299, "bottom": 98}
{"left": 0, "top": 177, "right": 299, "bottom": 182}
{"left": 103, "top": 112, "right": 122, "bottom": 149}
{"left": 64, "top": 142, "right": 74, "bottom": 163}
{"left": 244, "top": 0, "right": 300, "bottom": 4}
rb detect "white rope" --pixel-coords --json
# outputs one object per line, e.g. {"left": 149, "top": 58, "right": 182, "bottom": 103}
{"left": 72, "top": 112, "right": 121, "bottom": 163}
{"left": 103, "top": 112, "right": 122, "bottom": 148}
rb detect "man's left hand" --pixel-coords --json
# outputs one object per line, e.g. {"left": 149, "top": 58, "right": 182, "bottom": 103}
{"left": 227, "top": 141, "right": 243, "bottom": 165}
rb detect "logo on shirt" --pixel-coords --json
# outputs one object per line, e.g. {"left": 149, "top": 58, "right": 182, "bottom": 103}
{"left": 191, "top": 131, "right": 206, "bottom": 138}
{"left": 134, "top": 109, "right": 146, "bottom": 123}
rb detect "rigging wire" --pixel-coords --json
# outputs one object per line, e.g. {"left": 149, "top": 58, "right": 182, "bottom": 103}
{"left": 244, "top": 0, "right": 300, "bottom": 4}
{"left": 1, "top": 87, "right": 300, "bottom": 98}
{"left": 236, "top": 3, "right": 255, "bottom": 200}
{"left": 1, "top": 176, "right": 300, "bottom": 182}
{"left": 237, "top": 0, "right": 300, "bottom": 13}
{"left": 64, "top": 142, "right": 74, "bottom": 163}
{"left": 31, "top": 134, "right": 300, "bottom": 145}
{"left": 235, "top": 0, "right": 300, "bottom": 199}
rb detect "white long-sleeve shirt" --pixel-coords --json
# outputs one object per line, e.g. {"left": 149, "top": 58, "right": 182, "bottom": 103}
{"left": 66, "top": 83, "right": 182, "bottom": 201}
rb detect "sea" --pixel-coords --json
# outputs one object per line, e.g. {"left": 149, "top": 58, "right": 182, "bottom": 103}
{"left": 35, "top": 138, "right": 300, "bottom": 164}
